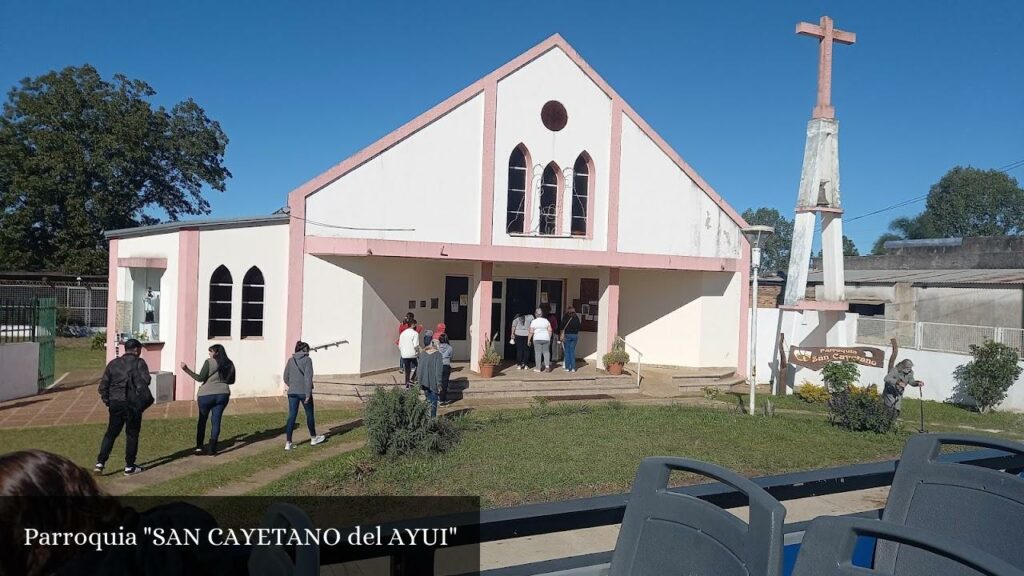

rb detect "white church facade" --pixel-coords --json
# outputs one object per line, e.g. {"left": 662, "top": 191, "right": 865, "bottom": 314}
{"left": 104, "top": 34, "right": 752, "bottom": 399}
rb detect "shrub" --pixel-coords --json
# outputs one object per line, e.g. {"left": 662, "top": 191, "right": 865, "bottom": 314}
{"left": 701, "top": 385, "right": 721, "bottom": 401}
{"left": 602, "top": 337, "right": 631, "bottom": 367}
{"left": 953, "top": 340, "right": 1023, "bottom": 413}
{"left": 480, "top": 334, "right": 501, "bottom": 366}
{"left": 822, "top": 361, "right": 859, "bottom": 394}
{"left": 795, "top": 381, "right": 829, "bottom": 403}
{"left": 364, "top": 387, "right": 461, "bottom": 456}
{"left": 91, "top": 332, "right": 107, "bottom": 351}
{"left": 828, "top": 386, "right": 897, "bottom": 433}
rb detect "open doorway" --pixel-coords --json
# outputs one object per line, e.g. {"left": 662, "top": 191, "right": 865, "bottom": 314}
{"left": 503, "top": 279, "right": 537, "bottom": 358}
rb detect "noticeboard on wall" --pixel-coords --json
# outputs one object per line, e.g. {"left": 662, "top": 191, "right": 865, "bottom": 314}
{"left": 575, "top": 278, "right": 599, "bottom": 332}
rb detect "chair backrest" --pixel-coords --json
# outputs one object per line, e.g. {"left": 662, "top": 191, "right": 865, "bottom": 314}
{"left": 248, "top": 503, "right": 319, "bottom": 576}
{"left": 876, "top": 434, "right": 1024, "bottom": 576}
{"left": 607, "top": 457, "right": 786, "bottom": 576}
{"left": 793, "top": 516, "right": 1024, "bottom": 576}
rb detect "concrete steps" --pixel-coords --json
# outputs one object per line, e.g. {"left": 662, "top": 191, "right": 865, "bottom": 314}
{"left": 672, "top": 367, "right": 745, "bottom": 394}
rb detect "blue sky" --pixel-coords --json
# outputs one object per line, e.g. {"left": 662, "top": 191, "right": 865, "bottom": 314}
{"left": 2, "top": 1, "right": 1022, "bottom": 252}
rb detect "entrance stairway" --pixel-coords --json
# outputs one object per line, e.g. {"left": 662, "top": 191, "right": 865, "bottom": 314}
{"left": 672, "top": 367, "right": 747, "bottom": 394}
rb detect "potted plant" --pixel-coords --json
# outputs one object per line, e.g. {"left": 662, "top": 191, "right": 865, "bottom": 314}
{"left": 602, "top": 337, "right": 630, "bottom": 375}
{"left": 479, "top": 334, "right": 501, "bottom": 378}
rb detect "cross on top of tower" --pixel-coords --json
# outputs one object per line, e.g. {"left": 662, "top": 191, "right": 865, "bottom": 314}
{"left": 796, "top": 16, "right": 856, "bottom": 120}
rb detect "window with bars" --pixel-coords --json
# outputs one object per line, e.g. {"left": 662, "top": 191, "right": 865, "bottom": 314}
{"left": 241, "top": 266, "right": 265, "bottom": 338}
{"left": 506, "top": 146, "right": 528, "bottom": 234}
{"left": 540, "top": 163, "right": 559, "bottom": 236}
{"left": 571, "top": 153, "right": 590, "bottom": 236}
{"left": 208, "top": 265, "right": 232, "bottom": 338}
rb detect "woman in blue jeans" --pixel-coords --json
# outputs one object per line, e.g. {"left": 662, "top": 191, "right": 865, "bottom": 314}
{"left": 560, "top": 306, "right": 582, "bottom": 372}
{"left": 282, "top": 341, "right": 326, "bottom": 450}
{"left": 181, "top": 344, "right": 236, "bottom": 455}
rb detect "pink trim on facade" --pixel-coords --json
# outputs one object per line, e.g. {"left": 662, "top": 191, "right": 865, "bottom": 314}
{"left": 116, "top": 257, "right": 167, "bottom": 269}
{"left": 605, "top": 268, "right": 620, "bottom": 354}
{"left": 106, "top": 239, "right": 119, "bottom": 363}
{"left": 175, "top": 230, "right": 200, "bottom": 400}
{"left": 737, "top": 242, "right": 751, "bottom": 378}
{"left": 285, "top": 200, "right": 306, "bottom": 361}
{"left": 304, "top": 236, "right": 740, "bottom": 273}
{"left": 780, "top": 300, "right": 848, "bottom": 312}
{"left": 480, "top": 78, "right": 497, "bottom": 246}
{"left": 606, "top": 102, "right": 624, "bottom": 252}
{"left": 139, "top": 342, "right": 164, "bottom": 370}
{"left": 473, "top": 262, "right": 494, "bottom": 373}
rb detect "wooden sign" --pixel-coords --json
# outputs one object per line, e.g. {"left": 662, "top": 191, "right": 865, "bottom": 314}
{"left": 788, "top": 346, "right": 885, "bottom": 370}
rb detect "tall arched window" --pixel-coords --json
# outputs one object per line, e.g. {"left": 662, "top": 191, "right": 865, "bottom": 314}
{"left": 539, "top": 162, "right": 559, "bottom": 236}
{"left": 571, "top": 153, "right": 591, "bottom": 236}
{"left": 506, "top": 146, "right": 528, "bottom": 234}
{"left": 241, "top": 266, "right": 265, "bottom": 338}
{"left": 208, "top": 265, "right": 232, "bottom": 338}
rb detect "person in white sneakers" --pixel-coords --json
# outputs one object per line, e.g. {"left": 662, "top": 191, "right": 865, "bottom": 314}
{"left": 528, "top": 308, "right": 553, "bottom": 372}
{"left": 282, "top": 341, "right": 326, "bottom": 450}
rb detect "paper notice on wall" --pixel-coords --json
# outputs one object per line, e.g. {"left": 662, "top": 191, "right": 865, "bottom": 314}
{"left": 589, "top": 300, "right": 598, "bottom": 306}
{"left": 459, "top": 295, "right": 468, "bottom": 306}
{"left": 540, "top": 292, "right": 549, "bottom": 304}
{"left": 550, "top": 303, "right": 557, "bottom": 314}
{"left": 450, "top": 301, "right": 459, "bottom": 313}
{"left": 430, "top": 298, "right": 439, "bottom": 309}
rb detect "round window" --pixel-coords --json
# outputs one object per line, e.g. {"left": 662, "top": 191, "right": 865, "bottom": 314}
{"left": 541, "top": 100, "right": 568, "bottom": 132}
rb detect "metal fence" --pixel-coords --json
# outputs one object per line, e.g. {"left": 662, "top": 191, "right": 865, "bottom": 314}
{"left": 0, "top": 282, "right": 107, "bottom": 329}
{"left": 0, "top": 298, "right": 57, "bottom": 389}
{"left": 857, "top": 317, "right": 1024, "bottom": 358}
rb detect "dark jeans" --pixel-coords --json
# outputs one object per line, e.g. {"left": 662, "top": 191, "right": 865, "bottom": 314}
{"left": 515, "top": 336, "right": 530, "bottom": 366}
{"left": 440, "top": 364, "right": 452, "bottom": 402}
{"left": 286, "top": 394, "right": 316, "bottom": 442}
{"left": 196, "top": 393, "right": 230, "bottom": 447}
{"left": 96, "top": 401, "right": 142, "bottom": 467}
{"left": 563, "top": 334, "right": 579, "bottom": 370}
{"left": 423, "top": 387, "right": 439, "bottom": 417}
{"left": 404, "top": 357, "right": 418, "bottom": 387}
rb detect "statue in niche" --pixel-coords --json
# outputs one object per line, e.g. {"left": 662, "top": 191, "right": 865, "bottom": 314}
{"left": 144, "top": 288, "right": 158, "bottom": 323}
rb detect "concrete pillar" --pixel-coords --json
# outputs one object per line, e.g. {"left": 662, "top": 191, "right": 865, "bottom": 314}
{"left": 597, "top": 268, "right": 620, "bottom": 366}
{"left": 820, "top": 213, "right": 845, "bottom": 301}
{"left": 470, "top": 262, "right": 494, "bottom": 373}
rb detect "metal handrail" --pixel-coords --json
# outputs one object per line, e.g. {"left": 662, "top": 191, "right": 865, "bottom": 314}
{"left": 614, "top": 336, "right": 643, "bottom": 388}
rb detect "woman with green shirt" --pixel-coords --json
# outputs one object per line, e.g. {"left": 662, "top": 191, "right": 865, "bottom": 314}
{"left": 181, "top": 344, "right": 236, "bottom": 455}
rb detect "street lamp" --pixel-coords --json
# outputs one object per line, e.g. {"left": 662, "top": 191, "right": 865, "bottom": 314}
{"left": 742, "top": 225, "right": 775, "bottom": 416}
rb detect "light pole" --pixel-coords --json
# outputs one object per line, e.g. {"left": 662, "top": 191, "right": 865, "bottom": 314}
{"left": 742, "top": 225, "right": 774, "bottom": 416}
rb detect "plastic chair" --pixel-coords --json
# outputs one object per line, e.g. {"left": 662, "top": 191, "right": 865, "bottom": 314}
{"left": 248, "top": 503, "right": 319, "bottom": 576}
{"left": 874, "top": 434, "right": 1024, "bottom": 575}
{"left": 793, "top": 516, "right": 1024, "bottom": 576}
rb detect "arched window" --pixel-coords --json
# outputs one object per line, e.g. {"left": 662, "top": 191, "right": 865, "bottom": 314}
{"left": 539, "top": 162, "right": 560, "bottom": 236}
{"left": 208, "top": 265, "right": 232, "bottom": 338}
{"left": 571, "top": 153, "right": 591, "bottom": 236}
{"left": 506, "top": 146, "right": 528, "bottom": 234}
{"left": 241, "top": 266, "right": 265, "bottom": 338}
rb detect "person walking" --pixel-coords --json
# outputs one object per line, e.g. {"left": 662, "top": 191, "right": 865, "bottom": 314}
{"left": 417, "top": 338, "right": 445, "bottom": 417}
{"left": 181, "top": 344, "right": 236, "bottom": 456}
{"left": 528, "top": 308, "right": 553, "bottom": 372}
{"left": 94, "top": 339, "right": 154, "bottom": 476}
{"left": 437, "top": 333, "right": 454, "bottom": 405}
{"left": 399, "top": 320, "right": 421, "bottom": 387}
{"left": 510, "top": 311, "right": 534, "bottom": 369}
{"left": 883, "top": 359, "right": 925, "bottom": 417}
{"left": 282, "top": 341, "right": 326, "bottom": 450}
{"left": 560, "top": 306, "right": 581, "bottom": 373}
{"left": 395, "top": 312, "right": 421, "bottom": 372}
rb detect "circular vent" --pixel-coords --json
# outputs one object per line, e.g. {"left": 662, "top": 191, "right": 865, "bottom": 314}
{"left": 541, "top": 100, "right": 568, "bottom": 132}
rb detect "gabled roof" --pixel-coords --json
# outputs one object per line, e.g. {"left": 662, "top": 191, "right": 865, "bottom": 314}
{"left": 287, "top": 34, "right": 749, "bottom": 232}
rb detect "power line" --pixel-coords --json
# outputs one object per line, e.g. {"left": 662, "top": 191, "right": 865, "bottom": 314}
{"left": 286, "top": 212, "right": 415, "bottom": 232}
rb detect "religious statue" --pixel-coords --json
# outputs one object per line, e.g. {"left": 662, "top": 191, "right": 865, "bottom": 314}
{"left": 144, "top": 288, "right": 157, "bottom": 323}
{"left": 883, "top": 359, "right": 924, "bottom": 416}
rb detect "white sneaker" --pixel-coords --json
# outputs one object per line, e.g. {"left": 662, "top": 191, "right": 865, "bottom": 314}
{"left": 285, "top": 441, "right": 294, "bottom": 451}
{"left": 310, "top": 435, "right": 326, "bottom": 446}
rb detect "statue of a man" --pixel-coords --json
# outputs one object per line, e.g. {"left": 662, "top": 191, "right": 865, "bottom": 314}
{"left": 883, "top": 359, "right": 924, "bottom": 416}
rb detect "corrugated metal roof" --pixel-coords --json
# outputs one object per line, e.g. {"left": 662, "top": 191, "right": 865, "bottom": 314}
{"left": 807, "top": 269, "right": 1024, "bottom": 285}
{"left": 104, "top": 214, "right": 288, "bottom": 239}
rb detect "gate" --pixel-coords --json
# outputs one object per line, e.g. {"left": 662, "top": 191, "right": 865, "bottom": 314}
{"left": 0, "top": 298, "right": 56, "bottom": 390}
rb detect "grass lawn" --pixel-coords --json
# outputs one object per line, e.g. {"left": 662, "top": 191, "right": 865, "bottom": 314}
{"left": 54, "top": 336, "right": 106, "bottom": 376}
{"left": 253, "top": 401, "right": 1022, "bottom": 507}
{"left": 0, "top": 409, "right": 359, "bottom": 480}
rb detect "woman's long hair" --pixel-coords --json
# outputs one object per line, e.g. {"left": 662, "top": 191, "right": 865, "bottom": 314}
{"left": 0, "top": 450, "right": 122, "bottom": 576}
{"left": 208, "top": 344, "right": 235, "bottom": 382}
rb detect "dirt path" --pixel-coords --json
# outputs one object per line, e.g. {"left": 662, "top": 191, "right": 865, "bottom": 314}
{"left": 205, "top": 439, "right": 366, "bottom": 496}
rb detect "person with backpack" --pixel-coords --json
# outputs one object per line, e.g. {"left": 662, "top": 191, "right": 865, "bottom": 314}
{"left": 94, "top": 339, "right": 154, "bottom": 476}
{"left": 282, "top": 341, "right": 326, "bottom": 450}
{"left": 181, "top": 344, "right": 236, "bottom": 456}
{"left": 560, "top": 305, "right": 582, "bottom": 373}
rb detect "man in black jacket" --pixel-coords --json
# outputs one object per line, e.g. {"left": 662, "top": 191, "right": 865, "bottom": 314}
{"left": 94, "top": 339, "right": 152, "bottom": 475}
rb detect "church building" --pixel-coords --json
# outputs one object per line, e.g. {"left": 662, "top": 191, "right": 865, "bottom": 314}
{"left": 104, "top": 34, "right": 752, "bottom": 399}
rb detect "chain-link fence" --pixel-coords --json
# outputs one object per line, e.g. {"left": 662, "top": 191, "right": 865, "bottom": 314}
{"left": 857, "top": 317, "right": 1024, "bottom": 359}
{"left": 0, "top": 282, "right": 107, "bottom": 331}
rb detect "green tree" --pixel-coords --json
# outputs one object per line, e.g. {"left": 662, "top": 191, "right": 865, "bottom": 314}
{"left": 741, "top": 207, "right": 793, "bottom": 276}
{"left": 843, "top": 235, "right": 859, "bottom": 256}
{"left": 871, "top": 232, "right": 903, "bottom": 255}
{"left": 0, "top": 65, "right": 230, "bottom": 274}
{"left": 871, "top": 166, "right": 1024, "bottom": 249}
{"left": 953, "top": 340, "right": 1023, "bottom": 413}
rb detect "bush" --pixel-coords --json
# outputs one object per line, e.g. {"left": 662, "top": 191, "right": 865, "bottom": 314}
{"left": 822, "top": 361, "right": 859, "bottom": 394}
{"left": 91, "top": 332, "right": 107, "bottom": 351}
{"left": 795, "top": 381, "right": 829, "bottom": 403}
{"left": 701, "top": 385, "right": 721, "bottom": 401}
{"left": 364, "top": 387, "right": 461, "bottom": 456}
{"left": 828, "top": 387, "right": 897, "bottom": 433}
{"left": 953, "top": 340, "right": 1023, "bottom": 413}
{"left": 480, "top": 334, "right": 501, "bottom": 366}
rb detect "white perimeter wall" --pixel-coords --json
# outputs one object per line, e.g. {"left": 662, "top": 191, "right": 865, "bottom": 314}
{"left": 305, "top": 94, "right": 484, "bottom": 245}
{"left": 115, "top": 233, "right": 180, "bottom": 372}
{"left": 617, "top": 116, "right": 741, "bottom": 259}
{"left": 0, "top": 342, "right": 39, "bottom": 401}
{"left": 492, "top": 47, "right": 612, "bottom": 251}
{"left": 752, "top": 309, "right": 1024, "bottom": 412}
{"left": 619, "top": 269, "right": 740, "bottom": 367}
{"left": 195, "top": 225, "right": 288, "bottom": 398}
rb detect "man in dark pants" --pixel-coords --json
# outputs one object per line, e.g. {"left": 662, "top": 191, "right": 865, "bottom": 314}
{"left": 94, "top": 339, "right": 151, "bottom": 475}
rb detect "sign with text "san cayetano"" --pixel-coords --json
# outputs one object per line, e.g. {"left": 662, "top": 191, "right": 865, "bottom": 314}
{"left": 788, "top": 346, "right": 885, "bottom": 370}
